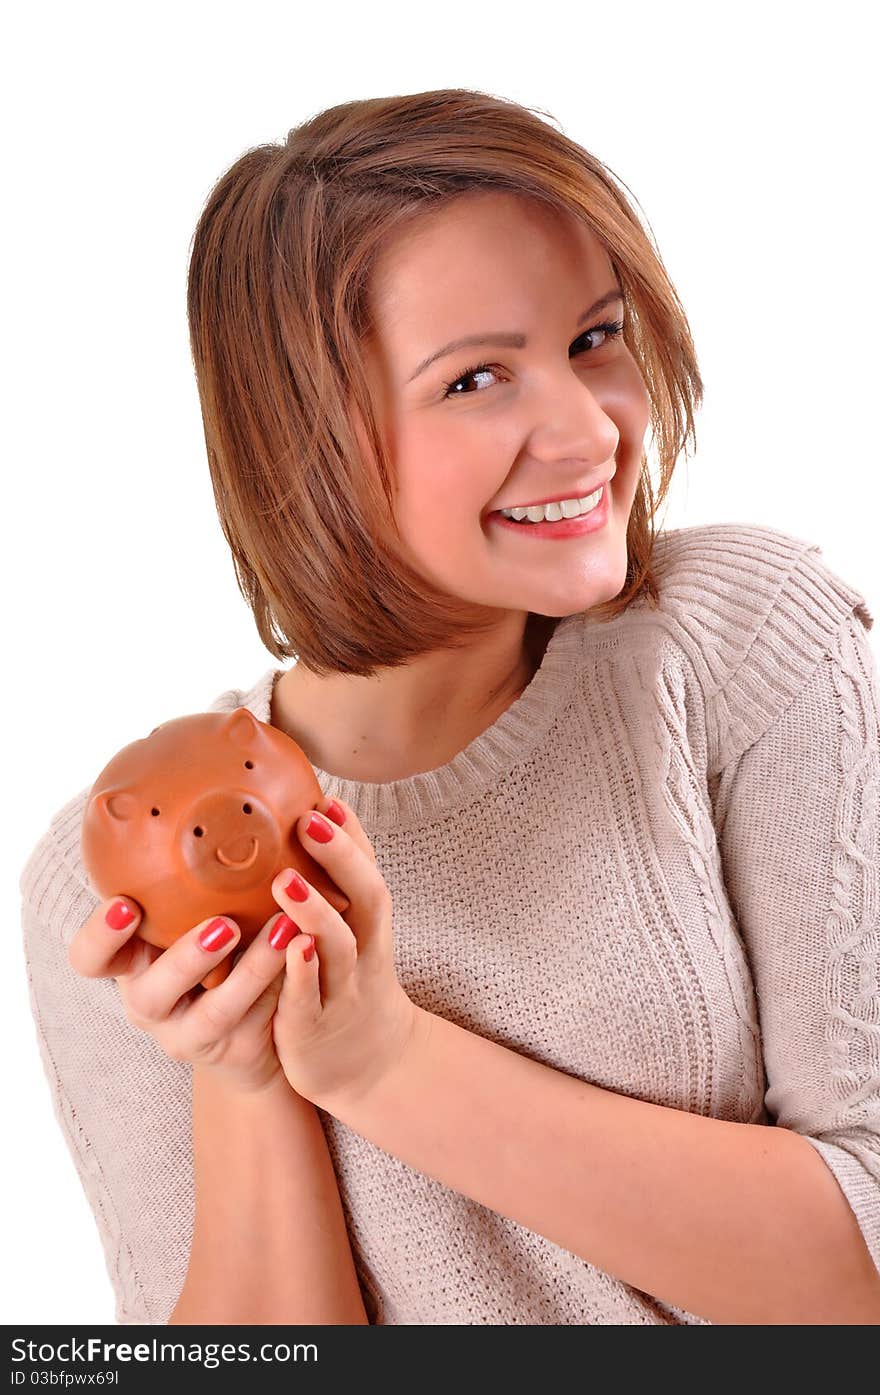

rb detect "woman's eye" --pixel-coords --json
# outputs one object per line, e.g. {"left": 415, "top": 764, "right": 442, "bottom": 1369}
{"left": 442, "top": 363, "right": 499, "bottom": 397}
{"left": 441, "top": 318, "right": 625, "bottom": 399}
{"left": 574, "top": 321, "right": 623, "bottom": 354}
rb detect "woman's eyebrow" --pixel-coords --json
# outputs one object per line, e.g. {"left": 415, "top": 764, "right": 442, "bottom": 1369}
{"left": 406, "top": 285, "right": 624, "bottom": 383}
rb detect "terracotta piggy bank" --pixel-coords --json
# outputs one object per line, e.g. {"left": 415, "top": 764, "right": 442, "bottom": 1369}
{"left": 80, "top": 706, "right": 349, "bottom": 989}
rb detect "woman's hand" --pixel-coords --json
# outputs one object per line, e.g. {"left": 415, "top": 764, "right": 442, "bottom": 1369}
{"left": 268, "top": 796, "right": 419, "bottom": 1112}
{"left": 67, "top": 892, "right": 300, "bottom": 1096}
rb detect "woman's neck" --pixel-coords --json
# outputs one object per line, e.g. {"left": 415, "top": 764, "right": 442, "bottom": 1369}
{"left": 270, "top": 612, "right": 559, "bottom": 784}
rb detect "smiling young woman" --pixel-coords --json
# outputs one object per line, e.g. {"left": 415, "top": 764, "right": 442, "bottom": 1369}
{"left": 21, "top": 88, "right": 880, "bottom": 1327}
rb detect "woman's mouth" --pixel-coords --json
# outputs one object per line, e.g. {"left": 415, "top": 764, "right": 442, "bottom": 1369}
{"left": 488, "top": 482, "right": 610, "bottom": 539}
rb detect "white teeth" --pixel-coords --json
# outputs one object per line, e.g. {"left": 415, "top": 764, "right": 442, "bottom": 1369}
{"left": 500, "top": 487, "right": 603, "bottom": 523}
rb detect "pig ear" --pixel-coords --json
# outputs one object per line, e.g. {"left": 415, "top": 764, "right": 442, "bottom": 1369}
{"left": 221, "top": 706, "right": 261, "bottom": 751}
{"left": 96, "top": 790, "right": 138, "bottom": 822}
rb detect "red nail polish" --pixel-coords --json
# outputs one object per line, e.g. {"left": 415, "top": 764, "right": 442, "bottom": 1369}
{"left": 199, "top": 918, "right": 234, "bottom": 952}
{"left": 306, "top": 812, "right": 334, "bottom": 843}
{"left": 269, "top": 914, "right": 299, "bottom": 951}
{"left": 325, "top": 800, "right": 346, "bottom": 826}
{"left": 302, "top": 935, "right": 315, "bottom": 963}
{"left": 106, "top": 900, "right": 135, "bottom": 930}
{"left": 284, "top": 870, "right": 309, "bottom": 902}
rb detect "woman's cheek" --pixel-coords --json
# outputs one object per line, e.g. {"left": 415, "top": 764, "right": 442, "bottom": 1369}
{"left": 618, "top": 355, "right": 652, "bottom": 437}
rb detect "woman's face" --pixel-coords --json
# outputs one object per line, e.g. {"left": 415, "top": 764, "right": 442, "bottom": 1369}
{"left": 363, "top": 190, "right": 652, "bottom": 619}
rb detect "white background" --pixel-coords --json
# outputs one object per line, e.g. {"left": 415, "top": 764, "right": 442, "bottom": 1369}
{"left": 4, "top": 0, "right": 877, "bottom": 1324}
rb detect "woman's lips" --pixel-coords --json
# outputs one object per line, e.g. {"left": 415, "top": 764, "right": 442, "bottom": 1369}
{"left": 488, "top": 482, "right": 610, "bottom": 539}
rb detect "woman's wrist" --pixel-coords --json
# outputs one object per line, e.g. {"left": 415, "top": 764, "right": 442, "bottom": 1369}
{"left": 193, "top": 1060, "right": 308, "bottom": 1106}
{"left": 175, "top": 1054, "right": 364, "bottom": 1324}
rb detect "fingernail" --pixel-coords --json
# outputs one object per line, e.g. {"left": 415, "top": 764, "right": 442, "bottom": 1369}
{"left": 199, "top": 917, "right": 235, "bottom": 952}
{"left": 269, "top": 914, "right": 299, "bottom": 951}
{"left": 106, "top": 900, "right": 135, "bottom": 930}
{"left": 306, "top": 812, "right": 334, "bottom": 843}
{"left": 325, "top": 800, "right": 346, "bottom": 826}
{"left": 302, "top": 934, "right": 315, "bottom": 963}
{"left": 283, "top": 869, "right": 310, "bottom": 902}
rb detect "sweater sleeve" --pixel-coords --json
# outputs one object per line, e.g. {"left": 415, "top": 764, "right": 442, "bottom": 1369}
{"left": 709, "top": 568, "right": 880, "bottom": 1278}
{"left": 19, "top": 788, "right": 196, "bottom": 1325}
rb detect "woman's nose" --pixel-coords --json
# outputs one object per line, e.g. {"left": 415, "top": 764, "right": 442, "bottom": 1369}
{"left": 527, "top": 375, "right": 619, "bottom": 468}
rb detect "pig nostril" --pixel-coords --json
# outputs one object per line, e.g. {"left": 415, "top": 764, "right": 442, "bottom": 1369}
{"left": 242, "top": 804, "right": 252, "bottom": 815}
{"left": 194, "top": 827, "right": 204, "bottom": 837}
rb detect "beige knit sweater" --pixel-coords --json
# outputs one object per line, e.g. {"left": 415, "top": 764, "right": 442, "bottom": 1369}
{"left": 19, "top": 522, "right": 880, "bottom": 1325}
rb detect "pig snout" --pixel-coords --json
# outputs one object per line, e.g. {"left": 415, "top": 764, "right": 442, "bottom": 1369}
{"left": 179, "top": 789, "right": 280, "bottom": 884}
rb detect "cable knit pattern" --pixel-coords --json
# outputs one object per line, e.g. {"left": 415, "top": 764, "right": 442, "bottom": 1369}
{"left": 710, "top": 597, "right": 880, "bottom": 1273}
{"left": 18, "top": 522, "right": 880, "bottom": 1324}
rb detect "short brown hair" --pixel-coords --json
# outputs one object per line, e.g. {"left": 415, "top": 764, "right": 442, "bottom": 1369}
{"left": 186, "top": 88, "right": 703, "bottom": 677}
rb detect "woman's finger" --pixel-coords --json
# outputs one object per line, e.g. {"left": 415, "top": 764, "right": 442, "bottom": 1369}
{"left": 67, "top": 896, "right": 146, "bottom": 979}
{"left": 275, "top": 930, "right": 321, "bottom": 1034}
{"left": 182, "top": 913, "right": 303, "bottom": 1054}
{"left": 271, "top": 862, "right": 358, "bottom": 1001}
{"left": 121, "top": 916, "right": 242, "bottom": 1026}
{"left": 292, "top": 806, "right": 391, "bottom": 965}
{"left": 319, "top": 794, "right": 376, "bottom": 864}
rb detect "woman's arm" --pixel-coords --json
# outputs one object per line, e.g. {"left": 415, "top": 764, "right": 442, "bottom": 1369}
{"left": 169, "top": 1065, "right": 369, "bottom": 1325}
{"left": 323, "top": 1005, "right": 880, "bottom": 1325}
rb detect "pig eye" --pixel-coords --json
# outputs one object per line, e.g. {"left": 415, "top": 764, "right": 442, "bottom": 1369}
{"left": 193, "top": 826, "right": 204, "bottom": 837}
{"left": 151, "top": 808, "right": 160, "bottom": 817}
{"left": 244, "top": 760, "right": 254, "bottom": 769}
{"left": 242, "top": 803, "right": 253, "bottom": 815}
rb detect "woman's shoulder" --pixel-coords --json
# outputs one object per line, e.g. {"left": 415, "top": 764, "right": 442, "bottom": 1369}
{"left": 650, "top": 518, "right": 872, "bottom": 633}
{"left": 636, "top": 520, "right": 875, "bottom": 772}
{"left": 19, "top": 784, "right": 96, "bottom": 945}
{"left": 204, "top": 664, "right": 279, "bottom": 722}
